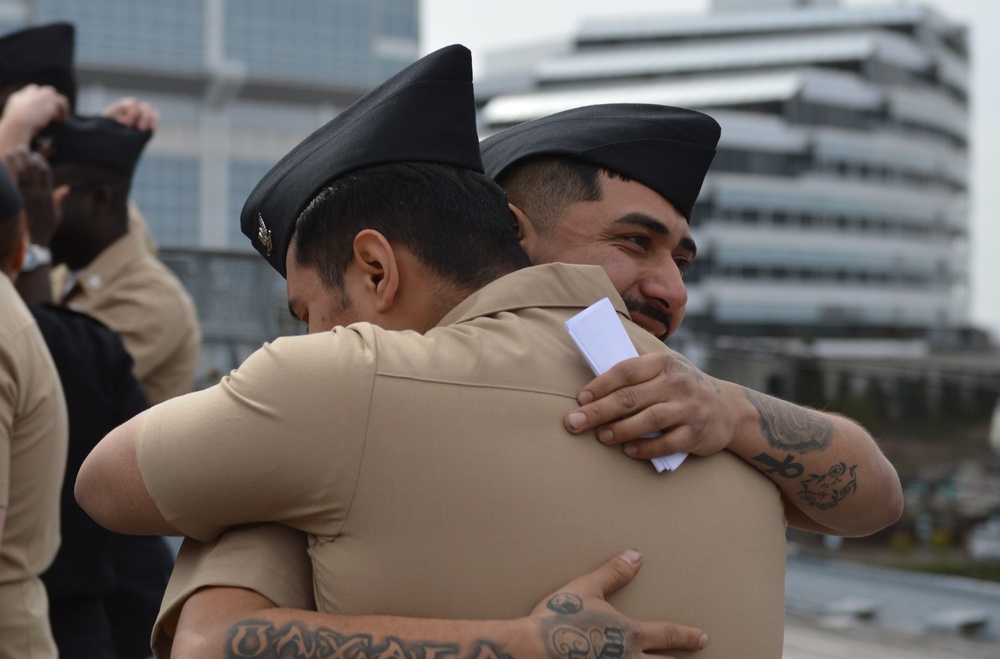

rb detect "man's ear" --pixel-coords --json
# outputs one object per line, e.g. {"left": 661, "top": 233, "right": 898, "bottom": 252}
{"left": 352, "top": 229, "right": 399, "bottom": 313}
{"left": 6, "top": 233, "right": 28, "bottom": 278}
{"left": 508, "top": 202, "right": 538, "bottom": 254}
{"left": 92, "top": 185, "right": 114, "bottom": 216}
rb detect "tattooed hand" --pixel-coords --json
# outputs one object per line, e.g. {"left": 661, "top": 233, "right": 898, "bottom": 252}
{"left": 530, "top": 550, "right": 707, "bottom": 659}
{"left": 564, "top": 349, "right": 739, "bottom": 459}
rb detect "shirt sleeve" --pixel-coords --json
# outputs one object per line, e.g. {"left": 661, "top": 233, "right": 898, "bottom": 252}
{"left": 151, "top": 523, "right": 314, "bottom": 659}
{"left": 136, "top": 326, "right": 378, "bottom": 541}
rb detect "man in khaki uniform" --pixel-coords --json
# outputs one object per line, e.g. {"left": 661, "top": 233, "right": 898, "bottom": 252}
{"left": 481, "top": 104, "right": 902, "bottom": 538}
{"left": 45, "top": 116, "right": 200, "bottom": 405}
{"left": 78, "top": 46, "right": 784, "bottom": 659}
{"left": 0, "top": 166, "right": 68, "bottom": 659}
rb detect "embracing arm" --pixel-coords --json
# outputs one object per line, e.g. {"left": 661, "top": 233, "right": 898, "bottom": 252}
{"left": 170, "top": 550, "right": 706, "bottom": 659}
{"left": 564, "top": 350, "right": 903, "bottom": 537}
{"left": 75, "top": 411, "right": 178, "bottom": 535}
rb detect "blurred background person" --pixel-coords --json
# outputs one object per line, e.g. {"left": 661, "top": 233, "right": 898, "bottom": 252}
{"left": 0, "top": 160, "right": 67, "bottom": 659}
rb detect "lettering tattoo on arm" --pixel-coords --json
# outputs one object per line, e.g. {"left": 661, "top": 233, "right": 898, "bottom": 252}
{"left": 741, "top": 387, "right": 834, "bottom": 453}
{"left": 753, "top": 453, "right": 859, "bottom": 510}
{"left": 226, "top": 622, "right": 510, "bottom": 659}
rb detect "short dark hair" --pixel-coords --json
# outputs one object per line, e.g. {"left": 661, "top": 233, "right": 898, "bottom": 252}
{"left": 293, "top": 162, "right": 531, "bottom": 292}
{"left": 496, "top": 156, "right": 631, "bottom": 234}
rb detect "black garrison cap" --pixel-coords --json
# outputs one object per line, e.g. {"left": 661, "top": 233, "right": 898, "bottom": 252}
{"left": 241, "top": 44, "right": 482, "bottom": 277}
{"left": 0, "top": 163, "right": 24, "bottom": 221}
{"left": 0, "top": 23, "right": 76, "bottom": 108}
{"left": 480, "top": 103, "right": 721, "bottom": 222}
{"left": 44, "top": 116, "right": 152, "bottom": 178}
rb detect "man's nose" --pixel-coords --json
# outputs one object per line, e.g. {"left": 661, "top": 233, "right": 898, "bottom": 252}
{"left": 642, "top": 261, "right": 688, "bottom": 312}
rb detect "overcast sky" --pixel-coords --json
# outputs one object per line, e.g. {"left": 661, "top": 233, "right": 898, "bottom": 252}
{"left": 421, "top": 0, "right": 1000, "bottom": 340}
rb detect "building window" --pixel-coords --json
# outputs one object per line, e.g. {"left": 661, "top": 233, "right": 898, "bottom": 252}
{"left": 131, "top": 156, "right": 201, "bottom": 248}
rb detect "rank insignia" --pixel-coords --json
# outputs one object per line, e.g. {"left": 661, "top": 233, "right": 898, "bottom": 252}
{"left": 257, "top": 214, "right": 272, "bottom": 256}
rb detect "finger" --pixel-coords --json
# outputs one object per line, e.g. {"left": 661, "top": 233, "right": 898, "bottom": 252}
{"left": 621, "top": 426, "right": 692, "bottom": 460}
{"left": 137, "top": 104, "right": 160, "bottom": 132}
{"left": 596, "top": 402, "right": 693, "bottom": 450}
{"left": 635, "top": 620, "right": 708, "bottom": 653}
{"left": 51, "top": 92, "right": 70, "bottom": 119}
{"left": 557, "top": 549, "right": 643, "bottom": 601}
{"left": 576, "top": 354, "right": 669, "bottom": 405}
{"left": 566, "top": 382, "right": 679, "bottom": 437}
{"left": 4, "top": 149, "right": 24, "bottom": 174}
{"left": 117, "top": 105, "right": 140, "bottom": 126}
{"left": 26, "top": 152, "right": 52, "bottom": 185}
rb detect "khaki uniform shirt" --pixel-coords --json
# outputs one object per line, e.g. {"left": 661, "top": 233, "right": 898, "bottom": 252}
{"left": 140, "top": 264, "right": 787, "bottom": 659}
{"left": 0, "top": 276, "right": 68, "bottom": 659}
{"left": 52, "top": 231, "right": 200, "bottom": 404}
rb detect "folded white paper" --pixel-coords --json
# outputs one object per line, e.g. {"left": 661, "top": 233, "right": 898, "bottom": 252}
{"left": 565, "top": 297, "right": 688, "bottom": 473}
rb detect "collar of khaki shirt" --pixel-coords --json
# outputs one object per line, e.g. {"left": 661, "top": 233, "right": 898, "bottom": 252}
{"left": 438, "top": 263, "right": 629, "bottom": 328}
{"left": 56, "top": 231, "right": 148, "bottom": 304}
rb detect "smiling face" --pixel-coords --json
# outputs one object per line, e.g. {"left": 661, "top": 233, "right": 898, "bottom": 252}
{"left": 523, "top": 173, "right": 695, "bottom": 341}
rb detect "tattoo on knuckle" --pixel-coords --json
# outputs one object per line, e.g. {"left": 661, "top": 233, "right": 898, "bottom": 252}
{"left": 547, "top": 593, "right": 584, "bottom": 615}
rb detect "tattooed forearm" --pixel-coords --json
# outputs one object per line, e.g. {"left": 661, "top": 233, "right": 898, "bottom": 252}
{"left": 225, "top": 621, "right": 511, "bottom": 659}
{"left": 742, "top": 387, "right": 834, "bottom": 453}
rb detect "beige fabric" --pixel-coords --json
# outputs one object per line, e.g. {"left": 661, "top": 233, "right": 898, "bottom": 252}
{"left": 52, "top": 230, "right": 200, "bottom": 404}
{"left": 128, "top": 201, "right": 159, "bottom": 256}
{"left": 152, "top": 524, "right": 314, "bottom": 659}
{"left": 0, "top": 579, "right": 57, "bottom": 659}
{"left": 0, "top": 276, "right": 68, "bottom": 659}
{"left": 139, "top": 263, "right": 787, "bottom": 659}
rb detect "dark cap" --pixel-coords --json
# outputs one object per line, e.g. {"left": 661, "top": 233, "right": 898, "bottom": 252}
{"left": 480, "top": 103, "right": 720, "bottom": 221}
{"left": 0, "top": 163, "right": 24, "bottom": 221}
{"left": 241, "top": 44, "right": 483, "bottom": 277}
{"left": 44, "top": 116, "right": 152, "bottom": 178}
{"left": 0, "top": 22, "right": 76, "bottom": 109}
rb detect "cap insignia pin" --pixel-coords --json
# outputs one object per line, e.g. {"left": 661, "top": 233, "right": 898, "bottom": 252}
{"left": 257, "top": 214, "right": 272, "bottom": 256}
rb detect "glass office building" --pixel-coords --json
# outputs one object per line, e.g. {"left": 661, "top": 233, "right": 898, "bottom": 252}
{"left": 478, "top": 0, "right": 970, "bottom": 340}
{"left": 4, "top": 0, "right": 418, "bottom": 250}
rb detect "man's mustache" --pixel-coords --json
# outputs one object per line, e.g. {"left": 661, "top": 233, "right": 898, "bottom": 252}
{"left": 623, "top": 296, "right": 671, "bottom": 339}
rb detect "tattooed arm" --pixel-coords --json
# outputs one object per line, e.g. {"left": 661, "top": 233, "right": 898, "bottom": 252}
{"left": 563, "top": 350, "right": 903, "bottom": 537}
{"left": 170, "top": 550, "right": 707, "bottom": 659}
